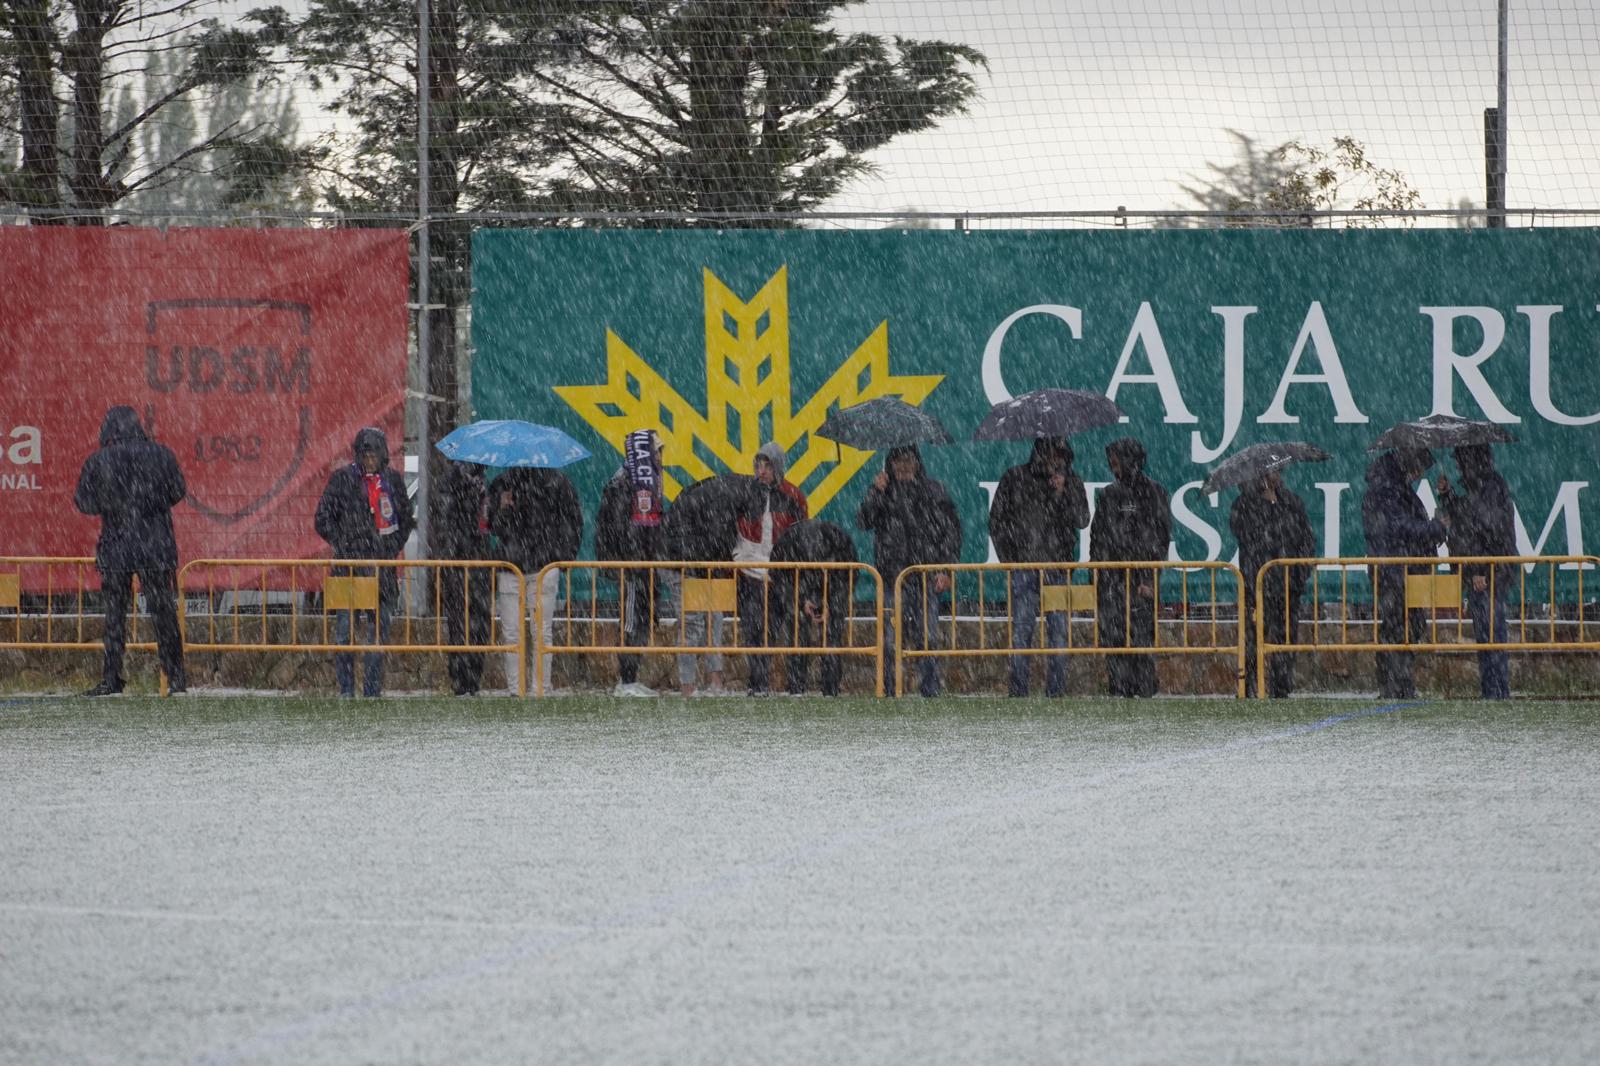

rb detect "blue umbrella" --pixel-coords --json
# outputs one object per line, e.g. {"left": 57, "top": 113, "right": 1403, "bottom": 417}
{"left": 435, "top": 420, "right": 591, "bottom": 468}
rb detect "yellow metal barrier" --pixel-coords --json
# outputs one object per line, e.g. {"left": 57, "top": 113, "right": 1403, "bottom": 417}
{"left": 1254, "top": 555, "right": 1600, "bottom": 698}
{"left": 892, "top": 561, "right": 1248, "bottom": 698}
{"left": 533, "top": 561, "right": 886, "bottom": 697}
{"left": 178, "top": 558, "right": 529, "bottom": 695}
{"left": 0, "top": 556, "right": 160, "bottom": 653}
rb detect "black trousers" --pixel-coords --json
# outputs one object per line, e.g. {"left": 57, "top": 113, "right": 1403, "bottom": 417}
{"left": 617, "top": 570, "right": 658, "bottom": 685}
{"left": 442, "top": 564, "right": 492, "bottom": 695}
{"left": 1374, "top": 566, "right": 1425, "bottom": 699}
{"left": 737, "top": 573, "right": 784, "bottom": 692}
{"left": 776, "top": 590, "right": 847, "bottom": 697}
{"left": 1243, "top": 585, "right": 1301, "bottom": 699}
{"left": 100, "top": 567, "right": 185, "bottom": 686}
{"left": 1098, "top": 573, "right": 1157, "bottom": 698}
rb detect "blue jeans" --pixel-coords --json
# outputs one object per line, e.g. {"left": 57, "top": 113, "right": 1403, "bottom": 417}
{"left": 1467, "top": 581, "right": 1510, "bottom": 699}
{"left": 334, "top": 598, "right": 395, "bottom": 697}
{"left": 885, "top": 579, "right": 941, "bottom": 697}
{"left": 1008, "top": 570, "right": 1068, "bottom": 697}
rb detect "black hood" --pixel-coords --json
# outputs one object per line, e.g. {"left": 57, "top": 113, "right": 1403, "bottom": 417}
{"left": 1106, "top": 437, "right": 1147, "bottom": 482}
{"left": 883, "top": 445, "right": 925, "bottom": 478}
{"left": 1029, "top": 436, "right": 1073, "bottom": 472}
{"left": 352, "top": 426, "right": 390, "bottom": 468}
{"left": 99, "top": 405, "right": 148, "bottom": 447}
{"left": 1453, "top": 444, "right": 1496, "bottom": 486}
{"left": 1368, "top": 448, "right": 1433, "bottom": 486}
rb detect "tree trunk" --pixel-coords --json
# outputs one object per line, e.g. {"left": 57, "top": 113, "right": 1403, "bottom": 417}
{"left": 10, "top": 0, "right": 62, "bottom": 211}
{"left": 422, "top": 0, "right": 464, "bottom": 555}
{"left": 64, "top": 0, "right": 115, "bottom": 222}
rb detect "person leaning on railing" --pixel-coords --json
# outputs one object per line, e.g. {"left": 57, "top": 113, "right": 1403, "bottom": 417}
{"left": 770, "top": 519, "right": 858, "bottom": 697}
{"left": 314, "top": 427, "right": 415, "bottom": 698}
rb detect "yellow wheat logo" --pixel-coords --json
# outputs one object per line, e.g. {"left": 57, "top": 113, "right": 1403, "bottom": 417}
{"left": 554, "top": 266, "right": 942, "bottom": 512}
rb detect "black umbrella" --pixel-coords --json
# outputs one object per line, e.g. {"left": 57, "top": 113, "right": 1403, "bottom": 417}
{"left": 663, "top": 474, "right": 753, "bottom": 562}
{"left": 1368, "top": 413, "right": 1518, "bottom": 452}
{"left": 971, "top": 388, "right": 1125, "bottom": 441}
{"left": 1201, "top": 441, "right": 1332, "bottom": 495}
{"left": 816, "top": 397, "right": 951, "bottom": 449}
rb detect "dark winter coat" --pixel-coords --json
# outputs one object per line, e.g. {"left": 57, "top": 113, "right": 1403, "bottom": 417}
{"left": 1361, "top": 451, "right": 1445, "bottom": 563}
{"left": 73, "top": 406, "right": 187, "bottom": 571}
{"left": 1230, "top": 483, "right": 1316, "bottom": 598}
{"left": 771, "top": 519, "right": 859, "bottom": 614}
{"left": 596, "top": 469, "right": 665, "bottom": 563}
{"left": 663, "top": 476, "right": 742, "bottom": 566}
{"left": 489, "top": 468, "right": 583, "bottom": 574}
{"left": 314, "top": 427, "right": 416, "bottom": 560}
{"left": 1442, "top": 448, "right": 1517, "bottom": 586}
{"left": 1090, "top": 457, "right": 1171, "bottom": 566}
{"left": 438, "top": 461, "right": 490, "bottom": 562}
{"left": 855, "top": 447, "right": 962, "bottom": 583}
{"left": 988, "top": 439, "right": 1089, "bottom": 563}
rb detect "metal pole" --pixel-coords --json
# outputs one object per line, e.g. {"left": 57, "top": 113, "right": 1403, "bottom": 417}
{"left": 1498, "top": 0, "right": 1508, "bottom": 211}
{"left": 415, "top": 0, "right": 432, "bottom": 557}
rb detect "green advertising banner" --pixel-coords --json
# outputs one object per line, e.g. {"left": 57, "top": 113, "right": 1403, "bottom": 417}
{"left": 471, "top": 228, "right": 1599, "bottom": 590}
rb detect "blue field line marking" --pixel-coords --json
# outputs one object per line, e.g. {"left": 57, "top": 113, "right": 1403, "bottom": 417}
{"left": 189, "top": 698, "right": 1424, "bottom": 1066}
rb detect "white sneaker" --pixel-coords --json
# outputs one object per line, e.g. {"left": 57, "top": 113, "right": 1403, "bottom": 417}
{"left": 613, "top": 681, "right": 657, "bottom": 697}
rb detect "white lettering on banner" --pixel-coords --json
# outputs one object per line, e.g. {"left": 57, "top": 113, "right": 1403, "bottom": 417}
{"left": 3, "top": 425, "right": 42, "bottom": 466}
{"left": 1082, "top": 481, "right": 1110, "bottom": 562}
{"left": 980, "top": 304, "right": 1081, "bottom": 406}
{"left": 977, "top": 480, "right": 1000, "bottom": 563}
{"left": 1514, "top": 482, "right": 1592, "bottom": 570}
{"left": 1424, "top": 306, "right": 1520, "bottom": 422}
{"left": 1189, "top": 306, "right": 1257, "bottom": 463}
{"left": 1314, "top": 483, "right": 1365, "bottom": 571}
{"left": 1171, "top": 481, "right": 1223, "bottom": 562}
{"left": 1259, "top": 302, "right": 1369, "bottom": 425}
{"left": 1523, "top": 305, "right": 1600, "bottom": 426}
{"left": 1106, "top": 302, "right": 1198, "bottom": 424}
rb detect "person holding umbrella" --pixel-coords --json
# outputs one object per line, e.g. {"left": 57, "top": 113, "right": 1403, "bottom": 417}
{"left": 857, "top": 445, "right": 962, "bottom": 697}
{"left": 437, "top": 419, "right": 590, "bottom": 696}
{"left": 988, "top": 437, "right": 1090, "bottom": 697}
{"left": 1439, "top": 445, "right": 1516, "bottom": 699}
{"left": 735, "top": 443, "right": 809, "bottom": 695}
{"left": 1361, "top": 446, "right": 1447, "bottom": 700}
{"left": 1090, "top": 437, "right": 1170, "bottom": 698}
{"left": 597, "top": 429, "right": 668, "bottom": 697}
{"left": 490, "top": 464, "right": 583, "bottom": 696}
{"left": 438, "top": 459, "right": 492, "bottom": 697}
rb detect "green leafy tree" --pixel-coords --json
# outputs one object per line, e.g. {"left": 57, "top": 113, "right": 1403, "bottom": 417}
{"left": 1178, "top": 130, "right": 1424, "bottom": 228}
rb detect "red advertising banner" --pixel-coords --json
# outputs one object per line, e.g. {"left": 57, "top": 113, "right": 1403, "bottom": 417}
{"left": 0, "top": 227, "right": 409, "bottom": 582}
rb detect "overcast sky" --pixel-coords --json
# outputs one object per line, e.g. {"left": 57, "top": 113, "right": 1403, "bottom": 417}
{"left": 827, "top": 0, "right": 1600, "bottom": 222}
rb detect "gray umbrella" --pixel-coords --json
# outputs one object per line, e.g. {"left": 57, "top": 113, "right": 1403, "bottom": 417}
{"left": 1201, "top": 441, "right": 1332, "bottom": 495}
{"left": 816, "top": 397, "right": 952, "bottom": 449}
{"left": 1368, "top": 413, "right": 1517, "bottom": 452}
{"left": 971, "top": 388, "right": 1126, "bottom": 441}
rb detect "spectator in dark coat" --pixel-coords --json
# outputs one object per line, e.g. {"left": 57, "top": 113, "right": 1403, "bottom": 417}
{"left": 1231, "top": 470, "right": 1316, "bottom": 698}
{"left": 988, "top": 436, "right": 1090, "bottom": 697}
{"left": 771, "top": 519, "right": 858, "bottom": 697}
{"left": 735, "top": 442, "right": 808, "bottom": 695}
{"left": 73, "top": 405, "right": 188, "bottom": 695}
{"left": 1440, "top": 444, "right": 1516, "bottom": 699}
{"left": 596, "top": 429, "right": 667, "bottom": 696}
{"left": 856, "top": 445, "right": 961, "bottom": 697}
{"left": 314, "top": 426, "right": 415, "bottom": 697}
{"left": 662, "top": 475, "right": 742, "bottom": 696}
{"left": 1090, "top": 437, "right": 1171, "bottom": 698}
{"left": 490, "top": 466, "right": 583, "bottom": 695}
{"left": 1361, "top": 447, "right": 1447, "bottom": 700}
{"left": 438, "top": 459, "right": 491, "bottom": 696}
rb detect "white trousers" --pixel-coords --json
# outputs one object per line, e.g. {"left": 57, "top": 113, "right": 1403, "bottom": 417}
{"left": 498, "top": 570, "right": 559, "bottom": 694}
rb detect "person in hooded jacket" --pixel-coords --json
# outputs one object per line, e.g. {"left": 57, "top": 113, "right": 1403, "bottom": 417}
{"left": 1361, "top": 446, "right": 1447, "bottom": 700}
{"left": 1090, "top": 437, "right": 1171, "bottom": 698}
{"left": 770, "top": 518, "right": 858, "bottom": 697}
{"left": 1439, "top": 444, "right": 1516, "bottom": 699}
{"left": 438, "top": 459, "right": 492, "bottom": 696}
{"left": 1231, "top": 468, "right": 1316, "bottom": 698}
{"left": 735, "top": 443, "right": 808, "bottom": 695}
{"left": 314, "top": 426, "right": 416, "bottom": 698}
{"left": 596, "top": 429, "right": 667, "bottom": 696}
{"left": 857, "top": 445, "right": 962, "bottom": 697}
{"left": 489, "top": 465, "right": 583, "bottom": 695}
{"left": 988, "top": 436, "right": 1090, "bottom": 697}
{"left": 73, "top": 405, "right": 189, "bottom": 695}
